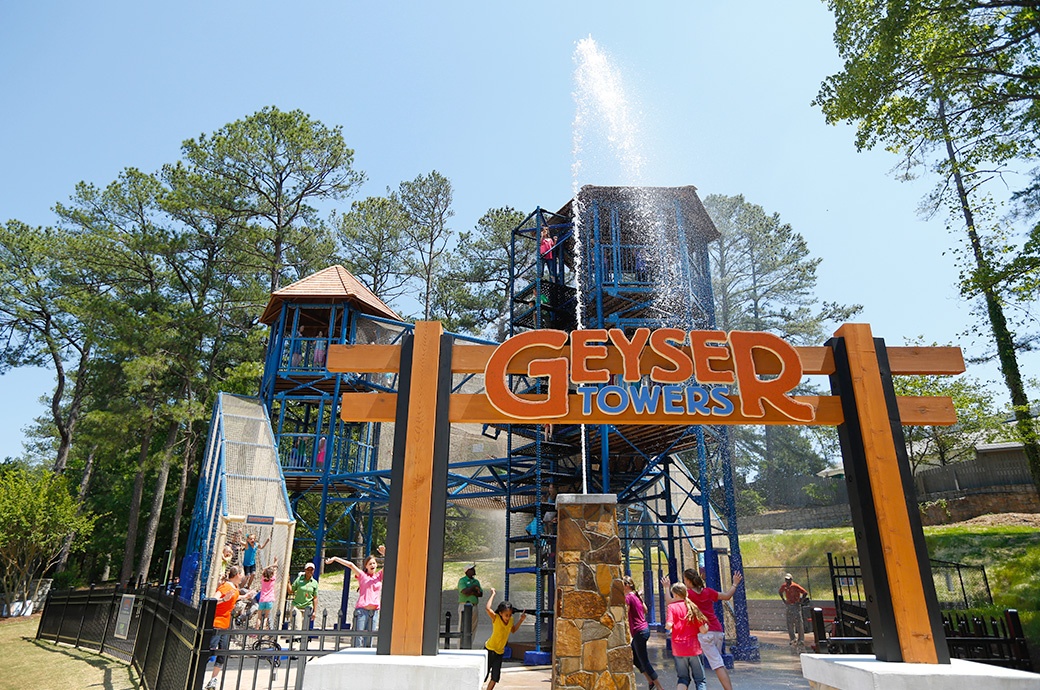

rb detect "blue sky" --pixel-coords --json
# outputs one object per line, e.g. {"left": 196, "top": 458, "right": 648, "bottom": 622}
{"left": 1, "top": 1, "right": 1031, "bottom": 461}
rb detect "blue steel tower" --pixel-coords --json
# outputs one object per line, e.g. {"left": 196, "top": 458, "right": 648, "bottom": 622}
{"left": 504, "top": 186, "right": 756, "bottom": 660}
{"left": 257, "top": 265, "right": 406, "bottom": 624}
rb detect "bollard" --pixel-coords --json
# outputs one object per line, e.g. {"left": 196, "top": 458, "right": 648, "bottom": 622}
{"left": 461, "top": 604, "right": 473, "bottom": 649}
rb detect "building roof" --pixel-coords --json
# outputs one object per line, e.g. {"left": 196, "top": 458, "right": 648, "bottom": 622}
{"left": 259, "top": 265, "right": 402, "bottom": 325}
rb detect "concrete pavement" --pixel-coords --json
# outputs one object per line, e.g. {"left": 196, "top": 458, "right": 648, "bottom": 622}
{"left": 495, "top": 631, "right": 811, "bottom": 690}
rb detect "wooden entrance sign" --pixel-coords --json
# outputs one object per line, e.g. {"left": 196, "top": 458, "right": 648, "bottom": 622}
{"left": 328, "top": 322, "right": 962, "bottom": 662}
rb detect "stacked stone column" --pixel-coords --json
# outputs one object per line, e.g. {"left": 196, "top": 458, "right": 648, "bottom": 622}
{"left": 553, "top": 494, "right": 635, "bottom": 690}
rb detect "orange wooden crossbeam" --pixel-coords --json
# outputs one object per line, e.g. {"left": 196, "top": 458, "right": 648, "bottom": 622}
{"left": 328, "top": 343, "right": 965, "bottom": 377}
{"left": 329, "top": 341, "right": 962, "bottom": 428}
{"left": 339, "top": 392, "right": 955, "bottom": 427}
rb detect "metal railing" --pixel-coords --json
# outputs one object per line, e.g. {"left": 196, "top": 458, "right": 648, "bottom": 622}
{"left": 37, "top": 584, "right": 477, "bottom": 690}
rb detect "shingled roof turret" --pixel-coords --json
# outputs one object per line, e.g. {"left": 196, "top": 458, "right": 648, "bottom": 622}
{"left": 259, "top": 265, "right": 402, "bottom": 325}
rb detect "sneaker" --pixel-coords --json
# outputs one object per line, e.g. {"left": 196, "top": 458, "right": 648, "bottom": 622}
{"left": 204, "top": 678, "right": 218, "bottom": 690}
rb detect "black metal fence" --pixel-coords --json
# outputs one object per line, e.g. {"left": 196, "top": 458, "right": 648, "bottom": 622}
{"left": 36, "top": 585, "right": 477, "bottom": 690}
{"left": 812, "top": 553, "right": 1031, "bottom": 671}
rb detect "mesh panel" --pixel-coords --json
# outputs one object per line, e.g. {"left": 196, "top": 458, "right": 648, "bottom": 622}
{"left": 191, "top": 394, "right": 296, "bottom": 614}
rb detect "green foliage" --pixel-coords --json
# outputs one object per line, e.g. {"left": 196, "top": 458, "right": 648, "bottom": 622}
{"left": 918, "top": 498, "right": 951, "bottom": 520}
{"left": 398, "top": 170, "right": 455, "bottom": 321}
{"left": 0, "top": 465, "right": 95, "bottom": 613}
{"left": 705, "top": 193, "right": 859, "bottom": 505}
{"left": 443, "top": 512, "right": 497, "bottom": 559}
{"left": 740, "top": 524, "right": 1040, "bottom": 645}
{"left": 894, "top": 366, "right": 1006, "bottom": 472}
{"left": 816, "top": 0, "right": 1040, "bottom": 493}
{"left": 735, "top": 485, "right": 766, "bottom": 517}
{"left": 178, "top": 106, "right": 364, "bottom": 292}
{"left": 803, "top": 480, "right": 842, "bottom": 506}
{"left": 439, "top": 206, "right": 525, "bottom": 337}
{"left": 337, "top": 195, "right": 411, "bottom": 307}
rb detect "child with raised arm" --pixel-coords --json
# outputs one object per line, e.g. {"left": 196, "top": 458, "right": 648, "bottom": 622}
{"left": 666, "top": 583, "right": 710, "bottom": 690}
{"left": 257, "top": 558, "right": 279, "bottom": 630}
{"left": 483, "top": 587, "right": 526, "bottom": 690}
{"left": 239, "top": 533, "right": 270, "bottom": 588}
{"left": 325, "top": 545, "right": 385, "bottom": 647}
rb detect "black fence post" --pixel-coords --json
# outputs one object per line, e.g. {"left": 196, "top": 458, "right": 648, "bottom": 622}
{"left": 35, "top": 588, "right": 52, "bottom": 641}
{"left": 151, "top": 588, "right": 177, "bottom": 689}
{"left": 74, "top": 585, "right": 92, "bottom": 648}
{"left": 461, "top": 604, "right": 473, "bottom": 650}
{"left": 186, "top": 598, "right": 217, "bottom": 690}
{"left": 1005, "top": 609, "right": 1033, "bottom": 672}
{"left": 812, "top": 608, "right": 827, "bottom": 652}
{"left": 54, "top": 585, "right": 71, "bottom": 646}
{"left": 99, "top": 586, "right": 118, "bottom": 657}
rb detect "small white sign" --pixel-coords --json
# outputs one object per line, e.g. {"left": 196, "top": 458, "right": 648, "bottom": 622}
{"left": 514, "top": 547, "right": 531, "bottom": 560}
{"left": 113, "top": 594, "right": 136, "bottom": 640}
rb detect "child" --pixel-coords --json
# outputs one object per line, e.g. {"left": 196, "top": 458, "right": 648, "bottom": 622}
{"left": 666, "top": 583, "right": 710, "bottom": 690}
{"left": 623, "top": 576, "right": 664, "bottom": 690}
{"left": 257, "top": 558, "right": 278, "bottom": 630}
{"left": 325, "top": 545, "right": 385, "bottom": 647}
{"left": 220, "top": 544, "right": 234, "bottom": 581}
{"left": 240, "top": 533, "right": 270, "bottom": 587}
{"left": 483, "top": 587, "right": 526, "bottom": 690}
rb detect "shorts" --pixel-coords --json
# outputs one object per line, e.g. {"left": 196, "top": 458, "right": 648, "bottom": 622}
{"left": 699, "top": 630, "right": 726, "bottom": 670}
{"left": 243, "top": 563, "right": 256, "bottom": 575}
{"left": 258, "top": 601, "right": 273, "bottom": 611}
{"left": 211, "top": 631, "right": 229, "bottom": 667}
{"left": 485, "top": 647, "right": 504, "bottom": 683}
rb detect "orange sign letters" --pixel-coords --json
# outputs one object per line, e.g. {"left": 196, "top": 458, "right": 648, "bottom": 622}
{"left": 484, "top": 328, "right": 816, "bottom": 423}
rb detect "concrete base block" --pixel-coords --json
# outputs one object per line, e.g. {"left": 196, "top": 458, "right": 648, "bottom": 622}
{"left": 303, "top": 649, "right": 488, "bottom": 690}
{"left": 801, "top": 653, "right": 1040, "bottom": 690}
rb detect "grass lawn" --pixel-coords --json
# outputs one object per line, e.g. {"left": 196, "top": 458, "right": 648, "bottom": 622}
{"left": 738, "top": 523, "right": 1040, "bottom": 648}
{"left": 0, "top": 614, "right": 140, "bottom": 690}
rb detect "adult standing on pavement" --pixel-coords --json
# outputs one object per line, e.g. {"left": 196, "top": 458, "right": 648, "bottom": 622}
{"left": 290, "top": 562, "right": 319, "bottom": 627}
{"left": 457, "top": 564, "right": 483, "bottom": 639}
{"left": 204, "top": 565, "right": 243, "bottom": 689}
{"left": 778, "top": 573, "right": 808, "bottom": 646}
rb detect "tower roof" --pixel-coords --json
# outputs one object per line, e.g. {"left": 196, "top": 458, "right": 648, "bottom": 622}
{"left": 260, "top": 265, "right": 402, "bottom": 325}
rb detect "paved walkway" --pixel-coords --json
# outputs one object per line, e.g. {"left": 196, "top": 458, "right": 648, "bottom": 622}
{"left": 495, "top": 631, "right": 810, "bottom": 690}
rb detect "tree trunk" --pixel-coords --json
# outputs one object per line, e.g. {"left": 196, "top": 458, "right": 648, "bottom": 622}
{"left": 939, "top": 97, "right": 1040, "bottom": 497}
{"left": 166, "top": 428, "right": 197, "bottom": 585}
{"left": 56, "top": 446, "right": 97, "bottom": 571}
{"left": 137, "top": 421, "right": 179, "bottom": 583}
{"left": 119, "top": 419, "right": 154, "bottom": 585}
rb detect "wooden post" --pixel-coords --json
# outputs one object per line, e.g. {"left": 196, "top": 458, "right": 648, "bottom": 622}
{"left": 829, "top": 324, "right": 948, "bottom": 663}
{"left": 376, "top": 322, "right": 453, "bottom": 656}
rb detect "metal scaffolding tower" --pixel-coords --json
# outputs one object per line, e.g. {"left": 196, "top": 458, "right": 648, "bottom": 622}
{"left": 502, "top": 186, "right": 756, "bottom": 659}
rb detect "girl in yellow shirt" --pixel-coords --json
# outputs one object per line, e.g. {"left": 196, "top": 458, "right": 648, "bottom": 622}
{"left": 483, "top": 587, "right": 526, "bottom": 690}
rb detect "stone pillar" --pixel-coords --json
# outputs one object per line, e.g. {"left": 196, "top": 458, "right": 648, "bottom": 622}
{"left": 553, "top": 494, "right": 635, "bottom": 690}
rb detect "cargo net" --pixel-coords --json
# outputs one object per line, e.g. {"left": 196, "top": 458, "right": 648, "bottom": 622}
{"left": 186, "top": 394, "right": 295, "bottom": 613}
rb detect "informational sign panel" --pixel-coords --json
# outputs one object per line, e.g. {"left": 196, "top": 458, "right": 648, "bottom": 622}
{"left": 245, "top": 514, "right": 275, "bottom": 525}
{"left": 514, "top": 547, "right": 531, "bottom": 560}
{"left": 113, "top": 594, "right": 136, "bottom": 640}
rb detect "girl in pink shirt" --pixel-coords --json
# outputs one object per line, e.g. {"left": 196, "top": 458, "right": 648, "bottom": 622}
{"left": 326, "top": 544, "right": 385, "bottom": 648}
{"left": 623, "top": 576, "right": 664, "bottom": 690}
{"left": 257, "top": 560, "right": 278, "bottom": 629}
{"left": 666, "top": 583, "right": 709, "bottom": 690}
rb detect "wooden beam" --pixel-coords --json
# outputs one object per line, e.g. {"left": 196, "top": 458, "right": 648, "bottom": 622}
{"left": 834, "top": 324, "right": 940, "bottom": 663}
{"left": 340, "top": 392, "right": 957, "bottom": 427}
{"left": 388, "top": 322, "right": 442, "bottom": 655}
{"left": 331, "top": 341, "right": 963, "bottom": 378}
